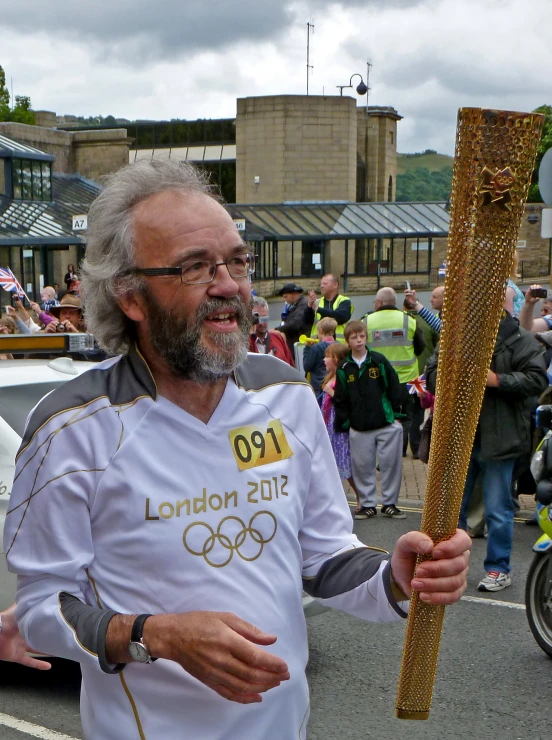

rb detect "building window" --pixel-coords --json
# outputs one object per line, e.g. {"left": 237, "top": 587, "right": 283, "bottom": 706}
{"left": 11, "top": 158, "right": 52, "bottom": 201}
{"left": 388, "top": 175, "right": 393, "bottom": 202}
{"left": 389, "top": 131, "right": 394, "bottom": 145}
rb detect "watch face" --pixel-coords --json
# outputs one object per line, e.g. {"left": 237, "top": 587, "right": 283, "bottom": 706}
{"left": 129, "top": 641, "right": 149, "bottom": 663}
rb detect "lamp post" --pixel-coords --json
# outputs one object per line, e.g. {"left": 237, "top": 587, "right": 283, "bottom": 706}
{"left": 336, "top": 73, "right": 368, "bottom": 97}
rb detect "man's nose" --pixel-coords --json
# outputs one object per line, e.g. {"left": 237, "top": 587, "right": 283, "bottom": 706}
{"left": 206, "top": 262, "right": 241, "bottom": 298}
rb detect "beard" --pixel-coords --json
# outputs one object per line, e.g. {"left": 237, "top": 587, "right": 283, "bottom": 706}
{"left": 142, "top": 291, "right": 252, "bottom": 383}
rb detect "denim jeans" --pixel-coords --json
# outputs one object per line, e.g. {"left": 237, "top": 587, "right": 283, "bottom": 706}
{"left": 458, "top": 446, "right": 516, "bottom": 574}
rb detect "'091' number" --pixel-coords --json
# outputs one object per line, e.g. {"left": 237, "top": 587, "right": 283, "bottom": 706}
{"left": 228, "top": 419, "right": 293, "bottom": 471}
{"left": 233, "top": 427, "right": 281, "bottom": 463}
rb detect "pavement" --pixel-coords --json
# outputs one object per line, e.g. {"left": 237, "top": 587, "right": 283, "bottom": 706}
{"left": 343, "top": 450, "right": 537, "bottom": 516}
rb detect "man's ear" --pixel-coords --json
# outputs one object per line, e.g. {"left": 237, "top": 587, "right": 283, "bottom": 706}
{"left": 118, "top": 290, "right": 147, "bottom": 323}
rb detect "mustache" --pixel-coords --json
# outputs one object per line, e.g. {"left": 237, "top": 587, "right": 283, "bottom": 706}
{"left": 195, "top": 296, "right": 252, "bottom": 326}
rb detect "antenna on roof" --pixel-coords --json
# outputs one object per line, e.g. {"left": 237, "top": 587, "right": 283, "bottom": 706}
{"left": 306, "top": 20, "right": 314, "bottom": 95}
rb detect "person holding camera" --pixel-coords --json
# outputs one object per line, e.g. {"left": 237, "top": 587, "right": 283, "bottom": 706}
{"left": 519, "top": 284, "right": 552, "bottom": 334}
{"left": 5, "top": 298, "right": 41, "bottom": 334}
{"left": 248, "top": 295, "right": 294, "bottom": 365}
{"left": 44, "top": 293, "right": 85, "bottom": 333}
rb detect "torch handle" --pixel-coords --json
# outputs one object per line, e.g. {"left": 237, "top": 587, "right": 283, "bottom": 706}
{"left": 395, "top": 557, "right": 446, "bottom": 720}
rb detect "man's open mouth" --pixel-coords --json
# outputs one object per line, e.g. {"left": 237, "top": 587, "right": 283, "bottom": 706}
{"left": 205, "top": 311, "right": 238, "bottom": 325}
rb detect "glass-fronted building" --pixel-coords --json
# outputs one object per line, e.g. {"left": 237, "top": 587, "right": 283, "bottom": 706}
{"left": 0, "top": 134, "right": 101, "bottom": 304}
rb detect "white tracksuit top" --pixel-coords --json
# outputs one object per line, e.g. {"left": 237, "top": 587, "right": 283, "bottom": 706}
{"left": 5, "top": 349, "right": 407, "bottom": 739}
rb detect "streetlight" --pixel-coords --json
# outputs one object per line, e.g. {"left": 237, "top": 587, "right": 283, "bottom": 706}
{"left": 336, "top": 73, "right": 368, "bottom": 96}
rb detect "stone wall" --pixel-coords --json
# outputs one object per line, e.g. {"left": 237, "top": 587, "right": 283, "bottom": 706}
{"left": 0, "top": 122, "right": 75, "bottom": 172}
{"left": 73, "top": 129, "right": 131, "bottom": 181}
{"left": 236, "top": 95, "right": 357, "bottom": 203}
{"left": 0, "top": 122, "right": 131, "bottom": 180}
{"left": 357, "top": 107, "right": 401, "bottom": 202}
{"left": 34, "top": 111, "right": 58, "bottom": 128}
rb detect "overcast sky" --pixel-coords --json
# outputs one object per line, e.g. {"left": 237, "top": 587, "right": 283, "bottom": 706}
{"left": 1, "top": 0, "right": 550, "bottom": 154}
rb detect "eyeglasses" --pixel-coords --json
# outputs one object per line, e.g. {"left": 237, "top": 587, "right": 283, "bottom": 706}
{"left": 131, "top": 252, "right": 256, "bottom": 286}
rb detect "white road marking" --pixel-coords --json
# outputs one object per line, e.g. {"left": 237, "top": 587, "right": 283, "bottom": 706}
{"left": 0, "top": 713, "right": 78, "bottom": 739}
{"left": 461, "top": 594, "right": 526, "bottom": 610}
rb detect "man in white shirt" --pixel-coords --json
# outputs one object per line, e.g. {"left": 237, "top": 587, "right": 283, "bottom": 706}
{"left": 5, "top": 160, "right": 470, "bottom": 739}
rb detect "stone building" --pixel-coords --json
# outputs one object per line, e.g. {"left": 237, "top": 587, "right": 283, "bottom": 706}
{"left": 1, "top": 101, "right": 550, "bottom": 299}
{"left": 0, "top": 133, "right": 101, "bottom": 303}
{"left": 0, "top": 120, "right": 131, "bottom": 182}
{"left": 235, "top": 96, "right": 400, "bottom": 204}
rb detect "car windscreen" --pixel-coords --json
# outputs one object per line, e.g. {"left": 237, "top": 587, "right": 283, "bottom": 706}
{"left": 0, "top": 383, "right": 65, "bottom": 437}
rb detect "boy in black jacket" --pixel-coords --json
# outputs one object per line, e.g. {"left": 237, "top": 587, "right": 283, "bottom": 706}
{"left": 333, "top": 321, "right": 406, "bottom": 520}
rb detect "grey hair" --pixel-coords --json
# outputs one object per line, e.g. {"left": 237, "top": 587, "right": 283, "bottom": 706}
{"left": 376, "top": 287, "right": 397, "bottom": 306}
{"left": 251, "top": 295, "right": 269, "bottom": 312}
{"left": 80, "top": 159, "right": 214, "bottom": 355}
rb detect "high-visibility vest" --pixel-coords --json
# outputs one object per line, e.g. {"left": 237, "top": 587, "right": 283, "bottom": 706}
{"left": 363, "top": 309, "right": 418, "bottom": 383}
{"left": 310, "top": 294, "right": 353, "bottom": 344}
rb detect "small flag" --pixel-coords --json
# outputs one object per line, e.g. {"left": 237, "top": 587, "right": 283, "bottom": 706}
{"left": 0, "top": 267, "right": 25, "bottom": 298}
{"left": 407, "top": 374, "right": 427, "bottom": 395}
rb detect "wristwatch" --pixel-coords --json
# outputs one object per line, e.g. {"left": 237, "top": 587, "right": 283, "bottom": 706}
{"left": 128, "top": 614, "right": 157, "bottom": 664}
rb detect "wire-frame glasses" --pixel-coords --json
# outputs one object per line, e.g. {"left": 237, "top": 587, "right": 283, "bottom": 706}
{"left": 132, "top": 252, "right": 256, "bottom": 285}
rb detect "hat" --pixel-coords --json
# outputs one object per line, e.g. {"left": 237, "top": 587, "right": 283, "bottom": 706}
{"left": 278, "top": 283, "right": 304, "bottom": 296}
{"left": 50, "top": 293, "right": 82, "bottom": 317}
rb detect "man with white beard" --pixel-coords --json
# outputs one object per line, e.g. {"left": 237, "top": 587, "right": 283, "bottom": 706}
{"left": 5, "top": 160, "right": 470, "bottom": 739}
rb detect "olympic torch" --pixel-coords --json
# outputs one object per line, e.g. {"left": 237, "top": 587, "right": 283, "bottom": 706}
{"left": 395, "top": 108, "right": 544, "bottom": 720}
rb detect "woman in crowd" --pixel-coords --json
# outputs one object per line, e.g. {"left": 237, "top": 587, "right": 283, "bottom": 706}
{"left": 321, "top": 342, "right": 361, "bottom": 512}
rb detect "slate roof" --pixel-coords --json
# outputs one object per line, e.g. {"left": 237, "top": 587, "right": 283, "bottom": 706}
{"left": 0, "top": 133, "right": 55, "bottom": 162}
{"left": 0, "top": 173, "right": 101, "bottom": 246}
{"left": 226, "top": 201, "right": 450, "bottom": 242}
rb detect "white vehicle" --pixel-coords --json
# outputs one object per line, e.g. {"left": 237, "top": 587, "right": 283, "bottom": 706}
{"left": 0, "top": 334, "right": 97, "bottom": 611}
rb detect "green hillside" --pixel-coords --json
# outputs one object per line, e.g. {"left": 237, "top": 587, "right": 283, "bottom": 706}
{"left": 396, "top": 150, "right": 453, "bottom": 202}
{"left": 397, "top": 150, "right": 453, "bottom": 174}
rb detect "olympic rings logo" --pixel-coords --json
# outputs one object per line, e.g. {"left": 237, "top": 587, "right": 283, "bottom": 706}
{"left": 182, "top": 511, "right": 277, "bottom": 568}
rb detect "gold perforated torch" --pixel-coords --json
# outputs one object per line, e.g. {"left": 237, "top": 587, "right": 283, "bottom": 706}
{"left": 395, "top": 108, "right": 544, "bottom": 720}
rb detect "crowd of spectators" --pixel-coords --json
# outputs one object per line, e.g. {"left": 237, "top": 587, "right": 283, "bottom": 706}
{"left": 2, "top": 262, "right": 551, "bottom": 594}
{"left": 277, "top": 271, "right": 551, "bottom": 594}
{"left": 0, "top": 264, "right": 109, "bottom": 361}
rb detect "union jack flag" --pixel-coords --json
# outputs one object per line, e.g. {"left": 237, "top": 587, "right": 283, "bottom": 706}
{"left": 407, "top": 374, "right": 427, "bottom": 395}
{"left": 0, "top": 267, "right": 25, "bottom": 298}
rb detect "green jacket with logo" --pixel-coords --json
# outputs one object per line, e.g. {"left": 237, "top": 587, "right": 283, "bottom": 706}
{"left": 333, "top": 348, "right": 404, "bottom": 433}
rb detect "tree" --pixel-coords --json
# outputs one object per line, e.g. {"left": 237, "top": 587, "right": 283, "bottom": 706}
{"left": 528, "top": 104, "right": 552, "bottom": 203}
{"left": 396, "top": 166, "right": 453, "bottom": 202}
{"left": 10, "top": 95, "right": 35, "bottom": 125}
{"left": 0, "top": 66, "right": 11, "bottom": 120}
{"left": 0, "top": 65, "right": 36, "bottom": 124}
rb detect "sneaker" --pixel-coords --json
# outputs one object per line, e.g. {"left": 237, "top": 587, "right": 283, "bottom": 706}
{"left": 477, "top": 571, "right": 512, "bottom": 592}
{"left": 381, "top": 505, "right": 406, "bottom": 519}
{"left": 354, "top": 506, "right": 377, "bottom": 520}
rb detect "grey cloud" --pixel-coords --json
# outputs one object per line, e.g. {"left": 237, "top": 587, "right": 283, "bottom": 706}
{"left": 381, "top": 53, "right": 545, "bottom": 98}
{"left": 305, "top": 0, "right": 426, "bottom": 7}
{"left": 2, "top": 1, "right": 291, "bottom": 61}
{"left": 2, "top": 0, "right": 429, "bottom": 63}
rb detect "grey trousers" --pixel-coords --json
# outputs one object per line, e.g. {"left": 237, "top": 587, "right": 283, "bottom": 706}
{"left": 350, "top": 421, "right": 403, "bottom": 508}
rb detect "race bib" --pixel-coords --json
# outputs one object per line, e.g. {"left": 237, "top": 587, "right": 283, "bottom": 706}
{"left": 229, "top": 419, "right": 294, "bottom": 471}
